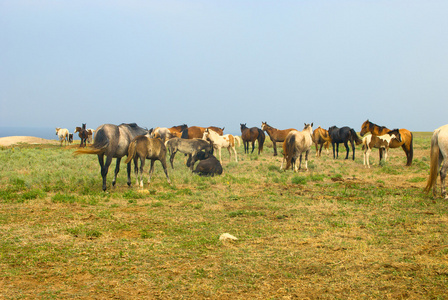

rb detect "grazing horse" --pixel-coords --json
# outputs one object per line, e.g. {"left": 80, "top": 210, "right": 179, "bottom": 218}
{"left": 181, "top": 126, "right": 224, "bottom": 139}
{"left": 360, "top": 120, "right": 414, "bottom": 166}
{"left": 152, "top": 124, "right": 188, "bottom": 142}
{"left": 240, "top": 123, "right": 265, "bottom": 154}
{"left": 328, "top": 126, "right": 362, "bottom": 160}
{"left": 312, "top": 126, "right": 331, "bottom": 157}
{"left": 165, "top": 137, "right": 213, "bottom": 170}
{"left": 362, "top": 129, "right": 401, "bottom": 168}
{"left": 261, "top": 122, "right": 296, "bottom": 156}
{"left": 202, "top": 128, "right": 239, "bottom": 163}
{"left": 75, "top": 123, "right": 89, "bottom": 147}
{"left": 55, "top": 128, "right": 69, "bottom": 146}
{"left": 74, "top": 123, "right": 148, "bottom": 191}
{"left": 125, "top": 135, "right": 171, "bottom": 187}
{"left": 424, "top": 124, "right": 448, "bottom": 199}
{"left": 282, "top": 123, "right": 313, "bottom": 172}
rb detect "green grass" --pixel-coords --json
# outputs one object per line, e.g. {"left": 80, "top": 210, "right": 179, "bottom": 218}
{"left": 0, "top": 135, "right": 447, "bottom": 299}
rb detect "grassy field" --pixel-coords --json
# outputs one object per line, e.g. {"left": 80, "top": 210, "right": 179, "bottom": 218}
{"left": 1, "top": 132, "right": 447, "bottom": 299}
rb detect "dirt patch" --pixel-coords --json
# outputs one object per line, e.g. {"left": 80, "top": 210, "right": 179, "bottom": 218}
{"left": 0, "top": 136, "right": 60, "bottom": 147}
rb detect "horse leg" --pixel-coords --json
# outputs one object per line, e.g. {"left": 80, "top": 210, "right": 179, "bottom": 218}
{"left": 365, "top": 148, "right": 371, "bottom": 168}
{"left": 251, "top": 141, "right": 255, "bottom": 154}
{"left": 297, "top": 153, "right": 302, "bottom": 172}
{"left": 343, "top": 141, "right": 349, "bottom": 159}
{"left": 138, "top": 157, "right": 146, "bottom": 187}
{"left": 232, "top": 146, "right": 238, "bottom": 162}
{"left": 219, "top": 147, "right": 223, "bottom": 164}
{"left": 160, "top": 159, "right": 171, "bottom": 184}
{"left": 99, "top": 154, "right": 113, "bottom": 191}
{"left": 332, "top": 143, "right": 336, "bottom": 159}
{"left": 170, "top": 150, "right": 177, "bottom": 169}
{"left": 133, "top": 157, "right": 139, "bottom": 186}
{"left": 304, "top": 150, "right": 309, "bottom": 171}
{"left": 318, "top": 143, "right": 324, "bottom": 157}
{"left": 273, "top": 142, "right": 277, "bottom": 156}
{"left": 147, "top": 159, "right": 155, "bottom": 184}
{"left": 112, "top": 157, "right": 122, "bottom": 188}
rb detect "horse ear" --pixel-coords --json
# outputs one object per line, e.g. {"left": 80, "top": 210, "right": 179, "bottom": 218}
{"left": 311, "top": 123, "right": 313, "bottom": 127}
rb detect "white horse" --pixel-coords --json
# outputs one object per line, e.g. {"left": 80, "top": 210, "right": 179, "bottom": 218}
{"left": 202, "top": 128, "right": 239, "bottom": 163}
{"left": 281, "top": 123, "right": 313, "bottom": 172}
{"left": 362, "top": 129, "right": 401, "bottom": 168}
{"left": 425, "top": 124, "right": 448, "bottom": 199}
{"left": 55, "top": 128, "right": 70, "bottom": 146}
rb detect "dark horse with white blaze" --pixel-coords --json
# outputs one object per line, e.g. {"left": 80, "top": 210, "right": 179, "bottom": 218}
{"left": 328, "top": 126, "right": 362, "bottom": 160}
{"left": 240, "top": 123, "right": 265, "bottom": 154}
{"left": 74, "top": 123, "right": 148, "bottom": 191}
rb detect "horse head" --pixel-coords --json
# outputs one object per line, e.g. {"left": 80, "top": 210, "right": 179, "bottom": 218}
{"left": 360, "top": 120, "right": 371, "bottom": 136}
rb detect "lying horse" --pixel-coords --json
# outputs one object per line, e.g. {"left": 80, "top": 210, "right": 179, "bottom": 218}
{"left": 193, "top": 151, "right": 223, "bottom": 176}
{"left": 362, "top": 129, "right": 401, "bottom": 168}
{"left": 55, "top": 128, "right": 70, "bottom": 146}
{"left": 312, "top": 126, "right": 331, "bottom": 157}
{"left": 202, "top": 128, "right": 239, "bottom": 163}
{"left": 165, "top": 137, "right": 213, "bottom": 170}
{"left": 360, "top": 120, "right": 414, "bottom": 166}
{"left": 240, "top": 123, "right": 265, "bottom": 154}
{"left": 181, "top": 126, "right": 224, "bottom": 139}
{"left": 328, "top": 126, "right": 362, "bottom": 160}
{"left": 74, "top": 123, "right": 148, "bottom": 191}
{"left": 425, "top": 124, "right": 448, "bottom": 199}
{"left": 282, "top": 123, "right": 313, "bottom": 172}
{"left": 75, "top": 123, "right": 89, "bottom": 147}
{"left": 261, "top": 122, "right": 296, "bottom": 156}
{"left": 125, "top": 135, "right": 171, "bottom": 187}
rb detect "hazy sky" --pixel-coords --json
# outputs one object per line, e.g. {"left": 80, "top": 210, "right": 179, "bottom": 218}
{"left": 1, "top": 0, "right": 447, "bottom": 134}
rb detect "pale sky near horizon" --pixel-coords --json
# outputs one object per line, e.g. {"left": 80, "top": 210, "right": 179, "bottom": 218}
{"left": 1, "top": 0, "right": 447, "bottom": 134}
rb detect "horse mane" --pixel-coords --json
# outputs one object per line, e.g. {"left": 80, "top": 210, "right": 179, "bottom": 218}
{"left": 368, "top": 121, "right": 388, "bottom": 132}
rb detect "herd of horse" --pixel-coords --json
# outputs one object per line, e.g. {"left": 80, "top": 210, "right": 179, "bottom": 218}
{"left": 70, "top": 120, "right": 448, "bottom": 200}
{"left": 55, "top": 125, "right": 94, "bottom": 147}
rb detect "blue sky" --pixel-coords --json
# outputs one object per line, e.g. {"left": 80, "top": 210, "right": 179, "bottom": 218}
{"left": 1, "top": 0, "right": 447, "bottom": 135}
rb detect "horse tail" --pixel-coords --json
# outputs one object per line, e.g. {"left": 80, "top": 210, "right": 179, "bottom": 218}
{"left": 425, "top": 130, "right": 440, "bottom": 193}
{"left": 73, "top": 129, "right": 108, "bottom": 156}
{"left": 285, "top": 135, "right": 296, "bottom": 170}
{"left": 125, "top": 140, "right": 137, "bottom": 164}
{"left": 350, "top": 129, "right": 362, "bottom": 145}
{"left": 408, "top": 132, "right": 414, "bottom": 166}
{"left": 233, "top": 135, "right": 241, "bottom": 147}
{"left": 258, "top": 129, "right": 265, "bottom": 152}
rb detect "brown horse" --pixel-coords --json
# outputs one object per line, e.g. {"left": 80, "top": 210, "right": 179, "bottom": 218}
{"left": 360, "top": 120, "right": 413, "bottom": 166}
{"left": 312, "top": 126, "right": 331, "bottom": 157}
{"left": 181, "top": 126, "right": 224, "bottom": 139}
{"left": 261, "top": 122, "right": 296, "bottom": 156}
{"left": 240, "top": 123, "right": 265, "bottom": 154}
{"left": 168, "top": 124, "right": 188, "bottom": 138}
{"left": 74, "top": 123, "right": 89, "bottom": 147}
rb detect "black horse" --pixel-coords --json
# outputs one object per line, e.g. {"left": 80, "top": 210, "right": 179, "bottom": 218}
{"left": 328, "top": 126, "right": 362, "bottom": 160}
{"left": 240, "top": 123, "right": 265, "bottom": 154}
{"left": 74, "top": 123, "right": 148, "bottom": 191}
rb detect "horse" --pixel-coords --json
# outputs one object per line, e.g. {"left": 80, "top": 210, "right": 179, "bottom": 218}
{"left": 74, "top": 123, "right": 149, "bottom": 191}
{"left": 362, "top": 129, "right": 401, "bottom": 168}
{"left": 68, "top": 133, "right": 74, "bottom": 144}
{"left": 202, "top": 128, "right": 239, "bottom": 163}
{"left": 165, "top": 137, "right": 213, "bottom": 170}
{"left": 193, "top": 151, "right": 223, "bottom": 176}
{"left": 151, "top": 124, "right": 188, "bottom": 142}
{"left": 74, "top": 123, "right": 89, "bottom": 147}
{"left": 281, "top": 123, "right": 313, "bottom": 172}
{"left": 360, "top": 120, "right": 414, "bottom": 166}
{"left": 240, "top": 123, "right": 265, "bottom": 154}
{"left": 261, "top": 122, "right": 296, "bottom": 156}
{"left": 328, "top": 126, "right": 362, "bottom": 160}
{"left": 55, "top": 128, "right": 69, "bottom": 146}
{"left": 312, "top": 126, "right": 331, "bottom": 157}
{"left": 87, "top": 128, "right": 95, "bottom": 143}
{"left": 181, "top": 126, "right": 224, "bottom": 139}
{"left": 124, "top": 135, "right": 171, "bottom": 187}
{"left": 424, "top": 124, "right": 448, "bottom": 199}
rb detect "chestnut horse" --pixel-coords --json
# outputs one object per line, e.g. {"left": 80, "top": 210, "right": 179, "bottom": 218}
{"left": 240, "top": 123, "right": 265, "bottom": 154}
{"left": 312, "top": 126, "right": 331, "bottom": 157}
{"left": 181, "top": 126, "right": 224, "bottom": 139}
{"left": 424, "top": 124, "right": 448, "bottom": 199}
{"left": 360, "top": 120, "right": 413, "bottom": 166}
{"left": 261, "top": 122, "right": 296, "bottom": 156}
